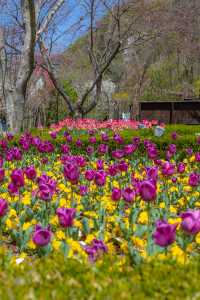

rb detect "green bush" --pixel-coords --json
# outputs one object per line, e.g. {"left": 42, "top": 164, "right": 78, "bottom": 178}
{"left": 3, "top": 125, "right": 200, "bottom": 156}
{"left": 0, "top": 254, "right": 200, "bottom": 299}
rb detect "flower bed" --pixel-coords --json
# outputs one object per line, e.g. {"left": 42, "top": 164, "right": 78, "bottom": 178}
{"left": 0, "top": 127, "right": 199, "bottom": 268}
{"left": 50, "top": 118, "right": 159, "bottom": 132}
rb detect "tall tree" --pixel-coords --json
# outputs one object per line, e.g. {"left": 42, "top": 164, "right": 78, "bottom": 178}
{"left": 0, "top": 0, "right": 65, "bottom": 131}
{"left": 39, "top": 0, "right": 152, "bottom": 118}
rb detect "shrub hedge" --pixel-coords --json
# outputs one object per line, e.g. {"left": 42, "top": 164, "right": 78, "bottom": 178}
{"left": 0, "top": 254, "right": 200, "bottom": 299}
{"left": 2, "top": 125, "right": 200, "bottom": 156}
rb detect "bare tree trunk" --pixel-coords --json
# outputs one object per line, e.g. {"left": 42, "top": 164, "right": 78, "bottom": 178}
{"left": 132, "top": 94, "right": 139, "bottom": 120}
{"left": 5, "top": 90, "right": 15, "bottom": 130}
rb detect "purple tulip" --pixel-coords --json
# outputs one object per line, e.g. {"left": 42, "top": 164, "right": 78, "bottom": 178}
{"left": 124, "top": 144, "right": 137, "bottom": 155}
{"left": 61, "top": 144, "right": 70, "bottom": 154}
{"left": 95, "top": 171, "right": 106, "bottom": 186}
{"left": 6, "top": 132, "right": 14, "bottom": 141}
{"left": 75, "top": 156, "right": 86, "bottom": 167}
{"left": 146, "top": 167, "right": 158, "bottom": 181}
{"left": 32, "top": 225, "right": 52, "bottom": 247}
{"left": 186, "top": 148, "right": 193, "bottom": 156}
{"left": 8, "top": 182, "right": 19, "bottom": 195}
{"left": 112, "top": 149, "right": 124, "bottom": 159}
{"left": 56, "top": 208, "right": 76, "bottom": 228}
{"left": 66, "top": 135, "right": 72, "bottom": 143}
{"left": 98, "top": 144, "right": 108, "bottom": 155}
{"left": 64, "top": 163, "right": 80, "bottom": 184}
{"left": 139, "top": 180, "right": 157, "bottom": 202}
{"left": 188, "top": 173, "right": 200, "bottom": 187}
{"left": 96, "top": 159, "right": 104, "bottom": 170}
{"left": 39, "top": 184, "right": 54, "bottom": 201}
{"left": 88, "top": 129, "right": 95, "bottom": 136}
{"left": 147, "top": 147, "right": 158, "bottom": 160}
{"left": 11, "top": 169, "right": 24, "bottom": 188}
{"left": 37, "top": 174, "right": 57, "bottom": 201}
{"left": 172, "top": 177, "right": 177, "bottom": 183}
{"left": 41, "top": 157, "right": 49, "bottom": 164}
{"left": 92, "top": 239, "right": 107, "bottom": 252}
{"left": 168, "top": 144, "right": 176, "bottom": 155}
{"left": 64, "top": 130, "right": 70, "bottom": 138}
{"left": 76, "top": 139, "right": 83, "bottom": 148}
{"left": 177, "top": 162, "right": 185, "bottom": 174}
{"left": 132, "top": 137, "right": 140, "bottom": 145}
{"left": 122, "top": 187, "right": 135, "bottom": 202}
{"left": 89, "top": 136, "right": 97, "bottom": 144}
{"left": 0, "top": 139, "right": 7, "bottom": 150}
{"left": 37, "top": 175, "right": 57, "bottom": 191}
{"left": 166, "top": 151, "right": 173, "bottom": 160}
{"left": 162, "top": 162, "right": 175, "bottom": 177}
{"left": 108, "top": 164, "right": 118, "bottom": 177}
{"left": 85, "top": 169, "right": 96, "bottom": 181}
{"left": 171, "top": 132, "right": 178, "bottom": 140}
{"left": 12, "top": 147, "right": 22, "bottom": 160}
{"left": 50, "top": 131, "right": 57, "bottom": 139}
{"left": 118, "top": 160, "right": 128, "bottom": 172}
{"left": 113, "top": 133, "right": 123, "bottom": 144}
{"left": 79, "top": 185, "right": 88, "bottom": 196}
{"left": 101, "top": 133, "right": 109, "bottom": 142}
{"left": 181, "top": 210, "right": 200, "bottom": 235}
{"left": 25, "top": 166, "right": 37, "bottom": 181}
{"left": 85, "top": 239, "right": 107, "bottom": 262}
{"left": 0, "top": 156, "right": 3, "bottom": 168}
{"left": 87, "top": 146, "right": 94, "bottom": 156}
{"left": 0, "top": 169, "right": 5, "bottom": 182}
{"left": 153, "top": 220, "right": 177, "bottom": 247}
{"left": 0, "top": 198, "right": 8, "bottom": 217}
{"left": 195, "top": 152, "right": 200, "bottom": 162}
{"left": 112, "top": 188, "right": 121, "bottom": 201}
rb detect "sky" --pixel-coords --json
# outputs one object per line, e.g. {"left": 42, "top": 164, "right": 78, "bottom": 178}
{"left": 0, "top": 0, "right": 108, "bottom": 53}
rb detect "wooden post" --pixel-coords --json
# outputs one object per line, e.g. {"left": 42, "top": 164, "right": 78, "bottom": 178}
{"left": 169, "top": 102, "right": 174, "bottom": 124}
{"left": 139, "top": 102, "right": 141, "bottom": 121}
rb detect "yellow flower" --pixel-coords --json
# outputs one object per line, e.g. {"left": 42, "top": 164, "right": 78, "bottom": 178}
{"left": 193, "top": 191, "right": 200, "bottom": 198}
{"left": 120, "top": 241, "right": 128, "bottom": 253}
{"left": 28, "top": 240, "right": 36, "bottom": 250}
{"left": 107, "top": 242, "right": 115, "bottom": 253}
{"left": 59, "top": 198, "right": 67, "bottom": 206}
{"left": 168, "top": 217, "right": 181, "bottom": 225}
{"left": 171, "top": 244, "right": 186, "bottom": 264}
{"left": 169, "top": 206, "right": 177, "bottom": 214}
{"left": 22, "top": 196, "right": 31, "bottom": 206}
{"left": 50, "top": 215, "right": 58, "bottom": 226}
{"left": 56, "top": 230, "right": 65, "bottom": 240}
{"left": 189, "top": 156, "right": 195, "bottom": 162}
{"left": 138, "top": 211, "right": 148, "bottom": 225}
{"left": 178, "top": 198, "right": 185, "bottom": 206}
{"left": 52, "top": 240, "right": 61, "bottom": 251}
{"left": 9, "top": 209, "right": 17, "bottom": 218}
{"left": 5, "top": 219, "right": 12, "bottom": 229}
{"left": 132, "top": 236, "right": 146, "bottom": 249}
{"left": 73, "top": 220, "right": 82, "bottom": 229}
{"left": 183, "top": 186, "right": 192, "bottom": 193}
{"left": 169, "top": 186, "right": 178, "bottom": 193}
{"left": 85, "top": 234, "right": 96, "bottom": 244}
{"left": 195, "top": 233, "right": 200, "bottom": 244}
{"left": 159, "top": 202, "right": 165, "bottom": 209}
{"left": 22, "top": 222, "right": 31, "bottom": 231}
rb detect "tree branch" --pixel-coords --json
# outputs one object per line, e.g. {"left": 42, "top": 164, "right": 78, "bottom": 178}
{"left": 36, "top": 0, "right": 65, "bottom": 39}
{"left": 80, "top": 40, "right": 121, "bottom": 107}
{"left": 38, "top": 39, "right": 74, "bottom": 114}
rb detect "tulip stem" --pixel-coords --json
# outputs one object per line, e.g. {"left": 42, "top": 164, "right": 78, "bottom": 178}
{"left": 147, "top": 202, "right": 151, "bottom": 256}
